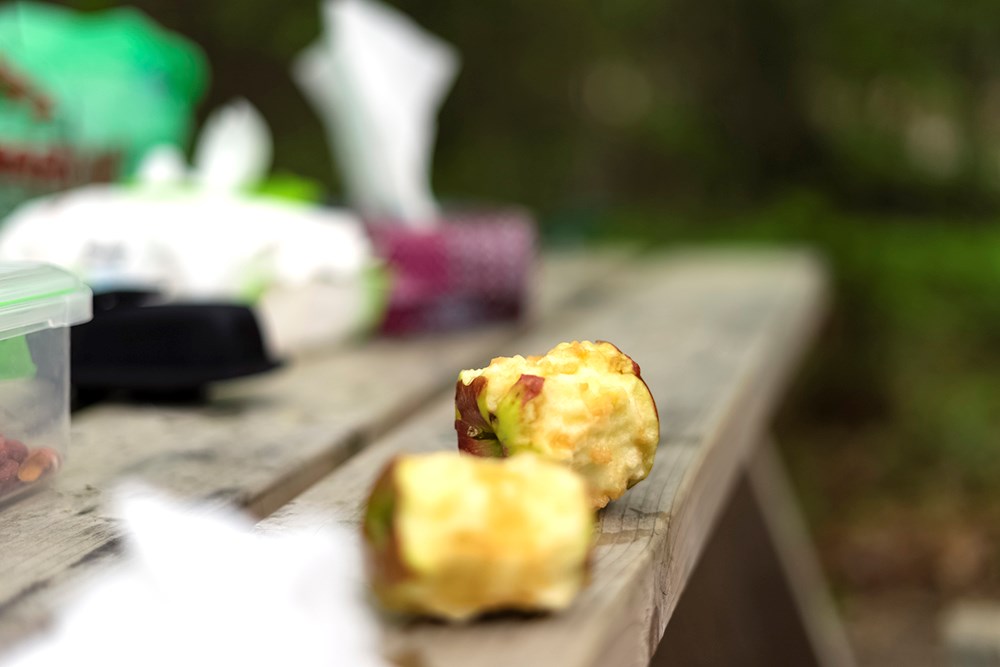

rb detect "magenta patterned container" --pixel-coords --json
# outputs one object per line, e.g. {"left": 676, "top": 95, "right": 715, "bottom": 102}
{"left": 366, "top": 209, "right": 536, "bottom": 335}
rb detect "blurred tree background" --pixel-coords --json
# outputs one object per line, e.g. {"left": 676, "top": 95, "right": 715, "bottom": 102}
{"left": 55, "top": 0, "right": 1000, "bottom": 659}
{"left": 58, "top": 0, "right": 1000, "bottom": 211}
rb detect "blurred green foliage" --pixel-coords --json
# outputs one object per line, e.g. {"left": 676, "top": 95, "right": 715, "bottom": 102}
{"left": 55, "top": 0, "right": 1000, "bottom": 213}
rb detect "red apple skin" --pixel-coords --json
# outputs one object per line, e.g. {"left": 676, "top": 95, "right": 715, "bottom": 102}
{"left": 512, "top": 374, "right": 544, "bottom": 404}
{"left": 455, "top": 376, "right": 508, "bottom": 457}
{"left": 455, "top": 424, "right": 507, "bottom": 457}
{"left": 455, "top": 376, "right": 490, "bottom": 433}
{"left": 455, "top": 374, "right": 547, "bottom": 458}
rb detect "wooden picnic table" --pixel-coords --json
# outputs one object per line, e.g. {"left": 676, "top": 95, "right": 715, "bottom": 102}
{"left": 0, "top": 247, "right": 855, "bottom": 666}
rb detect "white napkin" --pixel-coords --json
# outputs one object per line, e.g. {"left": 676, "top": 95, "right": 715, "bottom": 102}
{"left": 0, "top": 187, "right": 370, "bottom": 295}
{"left": 1, "top": 487, "right": 389, "bottom": 667}
{"left": 0, "top": 98, "right": 383, "bottom": 355}
{"left": 136, "top": 98, "right": 272, "bottom": 192}
{"left": 0, "top": 187, "right": 377, "bottom": 355}
{"left": 294, "top": 0, "right": 459, "bottom": 226}
{"left": 191, "top": 99, "right": 273, "bottom": 192}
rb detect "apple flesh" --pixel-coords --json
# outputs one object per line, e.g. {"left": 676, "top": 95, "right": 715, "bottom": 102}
{"left": 455, "top": 340, "right": 659, "bottom": 508}
{"left": 362, "top": 452, "right": 594, "bottom": 621}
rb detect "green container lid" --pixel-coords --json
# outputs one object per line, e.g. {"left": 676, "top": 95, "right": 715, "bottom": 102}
{"left": 0, "top": 262, "right": 92, "bottom": 340}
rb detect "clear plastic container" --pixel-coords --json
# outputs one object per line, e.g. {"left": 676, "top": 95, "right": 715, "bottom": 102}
{"left": 0, "top": 262, "right": 91, "bottom": 503}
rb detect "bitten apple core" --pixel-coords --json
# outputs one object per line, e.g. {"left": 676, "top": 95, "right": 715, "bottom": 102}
{"left": 362, "top": 452, "right": 594, "bottom": 620}
{"left": 455, "top": 340, "right": 660, "bottom": 508}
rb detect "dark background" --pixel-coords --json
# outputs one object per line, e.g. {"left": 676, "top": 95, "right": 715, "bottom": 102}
{"left": 51, "top": 0, "right": 1000, "bottom": 661}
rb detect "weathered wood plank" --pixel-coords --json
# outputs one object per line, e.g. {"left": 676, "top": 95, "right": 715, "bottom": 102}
{"left": 258, "top": 249, "right": 829, "bottom": 667}
{"left": 0, "top": 248, "right": 634, "bottom": 650}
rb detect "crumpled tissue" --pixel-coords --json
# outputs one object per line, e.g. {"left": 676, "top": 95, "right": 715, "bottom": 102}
{"left": 0, "top": 99, "right": 383, "bottom": 355}
{"left": 295, "top": 0, "right": 459, "bottom": 226}
{"left": 1, "top": 486, "right": 389, "bottom": 667}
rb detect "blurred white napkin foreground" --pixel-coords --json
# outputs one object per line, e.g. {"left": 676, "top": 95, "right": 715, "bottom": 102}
{"left": 295, "top": 0, "right": 459, "bottom": 226}
{"left": 1, "top": 487, "right": 389, "bottom": 667}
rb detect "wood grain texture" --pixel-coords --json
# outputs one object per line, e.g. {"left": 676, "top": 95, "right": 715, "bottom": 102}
{"left": 259, "top": 249, "right": 830, "bottom": 667}
{"left": 0, "top": 248, "right": 634, "bottom": 650}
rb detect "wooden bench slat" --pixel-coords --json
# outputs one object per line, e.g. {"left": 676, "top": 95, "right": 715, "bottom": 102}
{"left": 258, "top": 249, "right": 828, "bottom": 667}
{"left": 0, "top": 248, "right": 635, "bottom": 649}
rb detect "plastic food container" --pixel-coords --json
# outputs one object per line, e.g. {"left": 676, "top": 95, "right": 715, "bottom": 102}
{"left": 0, "top": 263, "right": 91, "bottom": 503}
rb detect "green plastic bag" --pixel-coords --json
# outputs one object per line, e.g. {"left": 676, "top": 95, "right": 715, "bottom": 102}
{"left": 0, "top": 2, "right": 208, "bottom": 205}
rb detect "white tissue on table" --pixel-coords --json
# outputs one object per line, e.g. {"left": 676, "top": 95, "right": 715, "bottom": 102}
{"left": 0, "top": 186, "right": 376, "bottom": 355}
{"left": 192, "top": 99, "right": 273, "bottom": 192}
{"left": 295, "top": 0, "right": 459, "bottom": 226}
{"left": 0, "top": 98, "right": 382, "bottom": 356}
{"left": 1, "top": 487, "right": 389, "bottom": 667}
{"left": 137, "top": 98, "right": 272, "bottom": 192}
{"left": 135, "top": 144, "right": 189, "bottom": 187}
